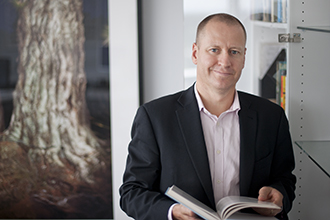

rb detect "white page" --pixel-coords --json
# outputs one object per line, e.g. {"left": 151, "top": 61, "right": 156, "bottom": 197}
{"left": 228, "top": 212, "right": 276, "bottom": 220}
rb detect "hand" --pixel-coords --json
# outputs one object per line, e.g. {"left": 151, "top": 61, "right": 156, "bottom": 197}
{"left": 172, "top": 204, "right": 201, "bottom": 220}
{"left": 253, "top": 186, "right": 283, "bottom": 217}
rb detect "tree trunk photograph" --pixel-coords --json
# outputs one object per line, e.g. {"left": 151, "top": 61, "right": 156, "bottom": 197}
{"left": 0, "top": 0, "right": 111, "bottom": 218}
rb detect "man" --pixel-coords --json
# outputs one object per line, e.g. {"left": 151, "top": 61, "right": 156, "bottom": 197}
{"left": 120, "top": 13, "right": 296, "bottom": 220}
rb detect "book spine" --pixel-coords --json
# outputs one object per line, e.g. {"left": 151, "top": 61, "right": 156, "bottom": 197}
{"left": 262, "top": 0, "right": 271, "bottom": 22}
{"left": 271, "top": 0, "right": 275, "bottom": 22}
{"left": 275, "top": 62, "right": 281, "bottom": 105}
{"left": 277, "top": 61, "right": 287, "bottom": 109}
{"left": 282, "top": 0, "right": 287, "bottom": 23}
{"left": 281, "top": 74, "right": 286, "bottom": 109}
{"left": 277, "top": 0, "right": 282, "bottom": 23}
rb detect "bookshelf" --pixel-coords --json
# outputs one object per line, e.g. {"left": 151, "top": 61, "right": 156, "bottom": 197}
{"left": 253, "top": 20, "right": 287, "bottom": 29}
{"left": 250, "top": 0, "right": 288, "bottom": 109}
{"left": 250, "top": 0, "right": 330, "bottom": 219}
{"left": 295, "top": 141, "right": 330, "bottom": 178}
{"left": 297, "top": 25, "right": 330, "bottom": 33}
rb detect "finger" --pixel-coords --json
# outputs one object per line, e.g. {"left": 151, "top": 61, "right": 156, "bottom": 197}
{"left": 260, "top": 187, "right": 284, "bottom": 208}
{"left": 181, "top": 205, "right": 196, "bottom": 217}
{"left": 253, "top": 207, "right": 281, "bottom": 217}
{"left": 173, "top": 204, "right": 201, "bottom": 220}
{"left": 258, "top": 187, "right": 272, "bottom": 201}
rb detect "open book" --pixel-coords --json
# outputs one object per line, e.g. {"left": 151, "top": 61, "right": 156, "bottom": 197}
{"left": 165, "top": 185, "right": 281, "bottom": 220}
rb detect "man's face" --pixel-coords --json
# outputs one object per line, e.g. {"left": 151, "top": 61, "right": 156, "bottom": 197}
{"left": 192, "top": 20, "right": 246, "bottom": 94}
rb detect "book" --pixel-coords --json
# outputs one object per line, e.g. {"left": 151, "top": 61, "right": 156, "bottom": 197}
{"left": 262, "top": 0, "right": 271, "bottom": 22}
{"left": 271, "top": 0, "right": 278, "bottom": 22}
{"left": 277, "top": 0, "right": 282, "bottom": 22}
{"left": 280, "top": 74, "right": 286, "bottom": 109}
{"left": 281, "top": 0, "right": 287, "bottom": 23}
{"left": 165, "top": 185, "right": 281, "bottom": 220}
{"left": 275, "top": 61, "right": 287, "bottom": 109}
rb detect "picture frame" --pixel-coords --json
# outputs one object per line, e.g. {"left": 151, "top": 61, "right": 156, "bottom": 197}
{"left": 0, "top": 0, "right": 112, "bottom": 218}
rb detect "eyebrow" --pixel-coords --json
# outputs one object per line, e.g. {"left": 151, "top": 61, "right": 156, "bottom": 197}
{"left": 208, "top": 45, "right": 245, "bottom": 50}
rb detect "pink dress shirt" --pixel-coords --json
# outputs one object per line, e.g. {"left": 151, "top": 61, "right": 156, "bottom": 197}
{"left": 168, "top": 85, "right": 241, "bottom": 219}
{"left": 194, "top": 85, "right": 241, "bottom": 203}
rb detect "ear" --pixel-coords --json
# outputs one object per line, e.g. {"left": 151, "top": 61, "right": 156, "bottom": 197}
{"left": 242, "top": 47, "right": 247, "bottom": 68}
{"left": 192, "top": 43, "right": 198, "bottom": 65}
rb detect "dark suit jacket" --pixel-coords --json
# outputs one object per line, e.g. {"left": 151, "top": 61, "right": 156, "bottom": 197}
{"left": 120, "top": 85, "right": 296, "bottom": 220}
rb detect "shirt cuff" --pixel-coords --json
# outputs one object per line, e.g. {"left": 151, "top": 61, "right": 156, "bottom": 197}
{"left": 168, "top": 203, "right": 178, "bottom": 220}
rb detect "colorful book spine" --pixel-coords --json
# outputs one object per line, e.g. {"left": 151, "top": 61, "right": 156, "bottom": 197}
{"left": 276, "top": 61, "right": 287, "bottom": 109}
{"left": 281, "top": 74, "right": 286, "bottom": 109}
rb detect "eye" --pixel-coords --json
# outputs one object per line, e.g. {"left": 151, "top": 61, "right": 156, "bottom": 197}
{"left": 231, "top": 50, "right": 239, "bottom": 55}
{"left": 210, "top": 48, "right": 219, "bottom": 53}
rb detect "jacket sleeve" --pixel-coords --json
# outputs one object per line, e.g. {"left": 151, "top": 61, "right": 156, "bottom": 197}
{"left": 269, "top": 109, "right": 296, "bottom": 215}
{"left": 239, "top": 92, "right": 296, "bottom": 217}
{"left": 119, "top": 106, "right": 174, "bottom": 220}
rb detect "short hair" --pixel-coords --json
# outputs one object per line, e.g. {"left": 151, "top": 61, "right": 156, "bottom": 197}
{"left": 195, "top": 13, "right": 247, "bottom": 45}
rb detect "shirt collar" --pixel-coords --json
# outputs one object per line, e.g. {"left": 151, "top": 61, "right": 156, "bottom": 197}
{"left": 194, "top": 84, "right": 241, "bottom": 114}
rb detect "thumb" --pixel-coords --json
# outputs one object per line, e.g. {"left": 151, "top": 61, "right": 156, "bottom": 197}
{"left": 258, "top": 187, "right": 272, "bottom": 201}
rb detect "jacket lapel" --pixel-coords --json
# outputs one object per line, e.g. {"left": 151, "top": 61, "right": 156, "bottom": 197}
{"left": 174, "top": 89, "right": 257, "bottom": 205}
{"left": 175, "top": 86, "right": 215, "bottom": 209}
{"left": 238, "top": 92, "right": 257, "bottom": 196}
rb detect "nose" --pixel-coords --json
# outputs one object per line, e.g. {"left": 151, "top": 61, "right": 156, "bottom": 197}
{"left": 217, "top": 52, "right": 231, "bottom": 67}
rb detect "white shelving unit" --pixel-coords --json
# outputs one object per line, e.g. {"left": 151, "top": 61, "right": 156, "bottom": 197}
{"left": 251, "top": 0, "right": 330, "bottom": 219}
{"left": 251, "top": 20, "right": 288, "bottom": 99}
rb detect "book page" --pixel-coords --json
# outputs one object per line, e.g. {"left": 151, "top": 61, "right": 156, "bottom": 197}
{"left": 216, "top": 196, "right": 280, "bottom": 219}
{"left": 228, "top": 212, "right": 277, "bottom": 220}
{"left": 166, "top": 186, "right": 219, "bottom": 220}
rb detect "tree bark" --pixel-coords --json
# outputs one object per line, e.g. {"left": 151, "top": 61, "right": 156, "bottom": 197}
{"left": 0, "top": 95, "right": 4, "bottom": 132}
{"left": 1, "top": 0, "right": 101, "bottom": 182}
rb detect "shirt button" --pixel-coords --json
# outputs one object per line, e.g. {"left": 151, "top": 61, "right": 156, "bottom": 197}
{"left": 216, "top": 150, "right": 221, "bottom": 155}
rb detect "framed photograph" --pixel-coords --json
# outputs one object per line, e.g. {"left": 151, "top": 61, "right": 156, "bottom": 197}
{"left": 0, "top": 0, "right": 112, "bottom": 218}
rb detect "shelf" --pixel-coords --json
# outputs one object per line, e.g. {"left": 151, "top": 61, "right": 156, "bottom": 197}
{"left": 295, "top": 141, "right": 330, "bottom": 178}
{"left": 297, "top": 26, "right": 330, "bottom": 33}
{"left": 252, "top": 20, "right": 287, "bottom": 29}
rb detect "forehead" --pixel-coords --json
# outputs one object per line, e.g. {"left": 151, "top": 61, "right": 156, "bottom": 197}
{"left": 199, "top": 20, "right": 246, "bottom": 47}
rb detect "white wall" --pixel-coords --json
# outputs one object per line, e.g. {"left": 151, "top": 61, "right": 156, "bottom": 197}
{"left": 140, "top": 0, "right": 185, "bottom": 103}
{"left": 109, "top": 1, "right": 139, "bottom": 219}
{"left": 110, "top": 0, "right": 184, "bottom": 219}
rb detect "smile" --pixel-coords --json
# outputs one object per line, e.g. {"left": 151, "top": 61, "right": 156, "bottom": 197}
{"left": 212, "top": 70, "right": 233, "bottom": 76}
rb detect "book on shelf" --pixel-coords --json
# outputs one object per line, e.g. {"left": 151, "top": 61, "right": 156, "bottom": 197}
{"left": 274, "top": 61, "right": 286, "bottom": 109}
{"left": 279, "top": 0, "right": 287, "bottom": 23}
{"left": 276, "top": 61, "right": 286, "bottom": 109}
{"left": 270, "top": 0, "right": 277, "bottom": 22}
{"left": 165, "top": 185, "right": 281, "bottom": 220}
{"left": 263, "top": 0, "right": 271, "bottom": 22}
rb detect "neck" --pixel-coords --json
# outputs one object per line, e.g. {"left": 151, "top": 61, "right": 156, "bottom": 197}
{"left": 196, "top": 83, "right": 236, "bottom": 117}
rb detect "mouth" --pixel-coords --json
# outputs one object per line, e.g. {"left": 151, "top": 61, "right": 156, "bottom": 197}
{"left": 212, "top": 69, "right": 233, "bottom": 76}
